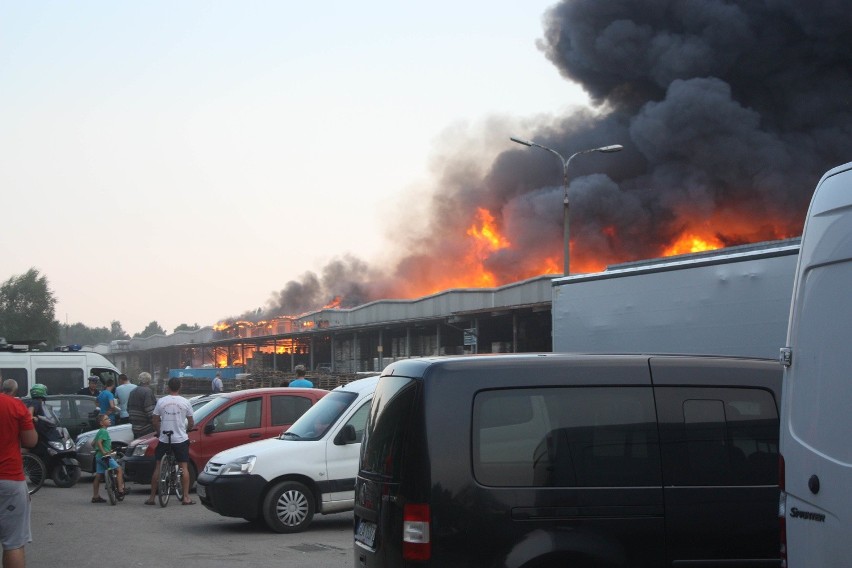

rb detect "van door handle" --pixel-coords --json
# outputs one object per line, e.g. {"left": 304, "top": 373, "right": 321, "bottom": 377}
{"left": 249, "top": 433, "right": 261, "bottom": 438}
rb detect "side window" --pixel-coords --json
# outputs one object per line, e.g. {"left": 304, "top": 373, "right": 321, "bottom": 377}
{"left": 213, "top": 398, "right": 262, "bottom": 432}
{"left": 473, "top": 387, "right": 660, "bottom": 488}
{"left": 0, "top": 368, "right": 28, "bottom": 396}
{"left": 35, "top": 367, "right": 85, "bottom": 395}
{"left": 271, "top": 395, "right": 313, "bottom": 426}
{"left": 344, "top": 401, "right": 371, "bottom": 444}
{"left": 657, "top": 387, "right": 779, "bottom": 486}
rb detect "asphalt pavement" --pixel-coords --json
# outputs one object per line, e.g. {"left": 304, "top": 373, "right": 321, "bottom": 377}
{"left": 27, "top": 474, "right": 355, "bottom": 568}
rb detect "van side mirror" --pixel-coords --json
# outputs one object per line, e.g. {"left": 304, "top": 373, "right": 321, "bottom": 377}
{"left": 204, "top": 423, "right": 216, "bottom": 435}
{"left": 335, "top": 424, "right": 357, "bottom": 445}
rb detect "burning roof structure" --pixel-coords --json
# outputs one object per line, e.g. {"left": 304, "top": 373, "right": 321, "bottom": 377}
{"left": 219, "top": 0, "right": 852, "bottom": 334}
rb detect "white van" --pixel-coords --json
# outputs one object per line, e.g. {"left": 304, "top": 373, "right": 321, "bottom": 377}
{"left": 0, "top": 343, "right": 120, "bottom": 396}
{"left": 196, "top": 375, "right": 378, "bottom": 533}
{"left": 779, "top": 161, "right": 852, "bottom": 567}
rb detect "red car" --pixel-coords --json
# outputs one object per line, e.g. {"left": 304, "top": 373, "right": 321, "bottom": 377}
{"left": 122, "top": 387, "right": 327, "bottom": 487}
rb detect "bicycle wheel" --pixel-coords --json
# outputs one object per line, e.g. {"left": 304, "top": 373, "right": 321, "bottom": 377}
{"left": 23, "top": 454, "right": 46, "bottom": 495}
{"left": 174, "top": 462, "right": 184, "bottom": 501}
{"left": 157, "top": 455, "right": 173, "bottom": 507}
{"left": 104, "top": 467, "right": 117, "bottom": 506}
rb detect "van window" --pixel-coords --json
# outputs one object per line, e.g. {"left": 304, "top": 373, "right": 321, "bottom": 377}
{"left": 473, "top": 387, "right": 660, "bottom": 487}
{"left": 271, "top": 395, "right": 313, "bottom": 426}
{"left": 657, "top": 387, "right": 778, "bottom": 486}
{"left": 91, "top": 368, "right": 119, "bottom": 385}
{"left": 35, "top": 367, "right": 85, "bottom": 395}
{"left": 360, "top": 376, "right": 418, "bottom": 479}
{"left": 344, "top": 401, "right": 371, "bottom": 444}
{"left": 0, "top": 367, "right": 27, "bottom": 396}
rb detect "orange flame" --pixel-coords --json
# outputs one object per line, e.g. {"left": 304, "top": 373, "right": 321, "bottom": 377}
{"left": 662, "top": 233, "right": 724, "bottom": 257}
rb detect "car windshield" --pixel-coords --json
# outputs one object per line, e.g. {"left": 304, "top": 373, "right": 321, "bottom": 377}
{"left": 281, "top": 391, "right": 358, "bottom": 441}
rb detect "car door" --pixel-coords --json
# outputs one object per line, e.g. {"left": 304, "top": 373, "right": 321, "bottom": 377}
{"left": 196, "top": 396, "right": 265, "bottom": 468}
{"left": 324, "top": 398, "right": 372, "bottom": 505}
{"left": 72, "top": 396, "right": 99, "bottom": 437}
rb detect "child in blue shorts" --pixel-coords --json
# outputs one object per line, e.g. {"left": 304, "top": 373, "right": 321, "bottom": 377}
{"left": 92, "top": 414, "right": 126, "bottom": 503}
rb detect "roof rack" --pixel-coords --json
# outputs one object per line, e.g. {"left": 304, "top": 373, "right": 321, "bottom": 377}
{"left": 0, "top": 338, "right": 49, "bottom": 352}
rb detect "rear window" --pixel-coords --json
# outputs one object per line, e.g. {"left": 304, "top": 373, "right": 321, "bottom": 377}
{"left": 360, "top": 376, "right": 418, "bottom": 480}
{"left": 473, "top": 386, "right": 661, "bottom": 487}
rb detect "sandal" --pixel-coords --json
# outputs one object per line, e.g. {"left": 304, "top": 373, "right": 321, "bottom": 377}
{"left": 181, "top": 499, "right": 196, "bottom": 505}
{"left": 91, "top": 496, "right": 106, "bottom": 503}
{"left": 144, "top": 498, "right": 156, "bottom": 505}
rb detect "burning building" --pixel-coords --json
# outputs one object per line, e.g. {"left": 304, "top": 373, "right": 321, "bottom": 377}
{"left": 211, "top": 0, "right": 849, "bottom": 336}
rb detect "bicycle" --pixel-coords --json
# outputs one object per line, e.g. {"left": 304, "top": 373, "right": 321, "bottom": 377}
{"left": 100, "top": 452, "right": 123, "bottom": 506}
{"left": 157, "top": 430, "right": 184, "bottom": 507}
{"left": 23, "top": 452, "right": 46, "bottom": 495}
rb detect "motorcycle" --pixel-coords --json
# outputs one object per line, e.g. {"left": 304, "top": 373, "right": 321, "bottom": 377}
{"left": 29, "top": 404, "right": 81, "bottom": 488}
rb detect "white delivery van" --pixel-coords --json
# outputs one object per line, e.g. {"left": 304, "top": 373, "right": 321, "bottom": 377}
{"left": 0, "top": 341, "right": 120, "bottom": 396}
{"left": 779, "top": 161, "right": 852, "bottom": 567}
{"left": 196, "top": 375, "right": 378, "bottom": 533}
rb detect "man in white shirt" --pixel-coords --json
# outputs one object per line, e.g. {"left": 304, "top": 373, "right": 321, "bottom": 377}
{"left": 145, "top": 377, "right": 195, "bottom": 505}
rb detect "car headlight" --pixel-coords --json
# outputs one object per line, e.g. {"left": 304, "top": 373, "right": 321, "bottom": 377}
{"left": 219, "top": 455, "right": 256, "bottom": 476}
{"left": 76, "top": 437, "right": 91, "bottom": 450}
{"left": 132, "top": 444, "right": 149, "bottom": 457}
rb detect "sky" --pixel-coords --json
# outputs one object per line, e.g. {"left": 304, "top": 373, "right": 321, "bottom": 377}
{"left": 0, "top": 1, "right": 589, "bottom": 336}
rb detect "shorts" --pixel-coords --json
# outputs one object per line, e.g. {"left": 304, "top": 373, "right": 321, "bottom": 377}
{"left": 155, "top": 440, "right": 190, "bottom": 463}
{"left": 96, "top": 457, "right": 120, "bottom": 475}
{"left": 0, "top": 480, "right": 31, "bottom": 551}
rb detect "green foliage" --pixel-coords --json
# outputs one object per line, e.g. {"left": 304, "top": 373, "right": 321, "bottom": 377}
{"left": 173, "top": 323, "right": 200, "bottom": 333}
{"left": 0, "top": 268, "right": 60, "bottom": 345}
{"left": 61, "top": 319, "right": 130, "bottom": 346}
{"left": 134, "top": 321, "right": 166, "bottom": 338}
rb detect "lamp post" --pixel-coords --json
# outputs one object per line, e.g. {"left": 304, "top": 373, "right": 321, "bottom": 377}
{"left": 510, "top": 137, "right": 623, "bottom": 275}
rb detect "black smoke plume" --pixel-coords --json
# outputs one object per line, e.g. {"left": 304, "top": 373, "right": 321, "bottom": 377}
{"left": 248, "top": 0, "right": 852, "bottom": 321}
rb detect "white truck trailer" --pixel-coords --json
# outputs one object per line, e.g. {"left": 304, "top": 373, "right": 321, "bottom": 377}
{"left": 552, "top": 239, "right": 799, "bottom": 360}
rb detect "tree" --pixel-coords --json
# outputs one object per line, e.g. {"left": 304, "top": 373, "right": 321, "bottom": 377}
{"left": 110, "top": 320, "right": 130, "bottom": 340}
{"left": 0, "top": 268, "right": 59, "bottom": 345}
{"left": 134, "top": 321, "right": 166, "bottom": 338}
{"left": 173, "top": 323, "right": 200, "bottom": 333}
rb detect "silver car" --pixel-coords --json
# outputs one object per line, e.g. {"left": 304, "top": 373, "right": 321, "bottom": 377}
{"left": 75, "top": 394, "right": 221, "bottom": 473}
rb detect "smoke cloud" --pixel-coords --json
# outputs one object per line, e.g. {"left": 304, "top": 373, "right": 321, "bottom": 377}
{"left": 248, "top": 0, "right": 852, "bottom": 321}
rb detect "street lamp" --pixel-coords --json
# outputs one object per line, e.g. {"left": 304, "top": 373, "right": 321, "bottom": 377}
{"left": 510, "top": 137, "right": 623, "bottom": 276}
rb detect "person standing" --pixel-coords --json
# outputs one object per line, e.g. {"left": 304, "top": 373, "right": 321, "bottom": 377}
{"left": 90, "top": 414, "right": 126, "bottom": 503}
{"left": 0, "top": 377, "right": 38, "bottom": 568}
{"left": 288, "top": 365, "right": 314, "bottom": 388}
{"left": 97, "top": 378, "right": 118, "bottom": 426}
{"left": 114, "top": 374, "right": 137, "bottom": 425}
{"left": 127, "top": 372, "right": 156, "bottom": 439}
{"left": 211, "top": 372, "right": 223, "bottom": 394}
{"left": 77, "top": 376, "right": 100, "bottom": 397}
{"left": 145, "top": 378, "right": 195, "bottom": 506}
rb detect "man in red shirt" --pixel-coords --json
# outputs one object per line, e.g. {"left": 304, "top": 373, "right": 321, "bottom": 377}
{"left": 1, "top": 378, "right": 38, "bottom": 568}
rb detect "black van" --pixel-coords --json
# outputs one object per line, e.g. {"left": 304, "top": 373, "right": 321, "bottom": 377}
{"left": 354, "top": 354, "right": 781, "bottom": 567}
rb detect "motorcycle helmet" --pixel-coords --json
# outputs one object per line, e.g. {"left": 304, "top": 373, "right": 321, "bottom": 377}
{"left": 29, "top": 383, "right": 48, "bottom": 398}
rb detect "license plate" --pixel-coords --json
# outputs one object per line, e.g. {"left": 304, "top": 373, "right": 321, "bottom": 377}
{"left": 355, "top": 520, "right": 376, "bottom": 547}
{"left": 196, "top": 484, "right": 206, "bottom": 499}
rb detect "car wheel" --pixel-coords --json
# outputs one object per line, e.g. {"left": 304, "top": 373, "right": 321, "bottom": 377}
{"left": 262, "top": 481, "right": 315, "bottom": 533}
{"left": 52, "top": 464, "right": 81, "bottom": 488}
{"left": 187, "top": 462, "right": 197, "bottom": 492}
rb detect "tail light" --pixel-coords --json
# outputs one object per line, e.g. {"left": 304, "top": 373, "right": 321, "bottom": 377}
{"left": 403, "top": 503, "right": 431, "bottom": 561}
{"left": 779, "top": 453, "right": 787, "bottom": 567}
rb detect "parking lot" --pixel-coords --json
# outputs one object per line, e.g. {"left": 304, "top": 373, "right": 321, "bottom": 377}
{"left": 27, "top": 475, "right": 355, "bottom": 568}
